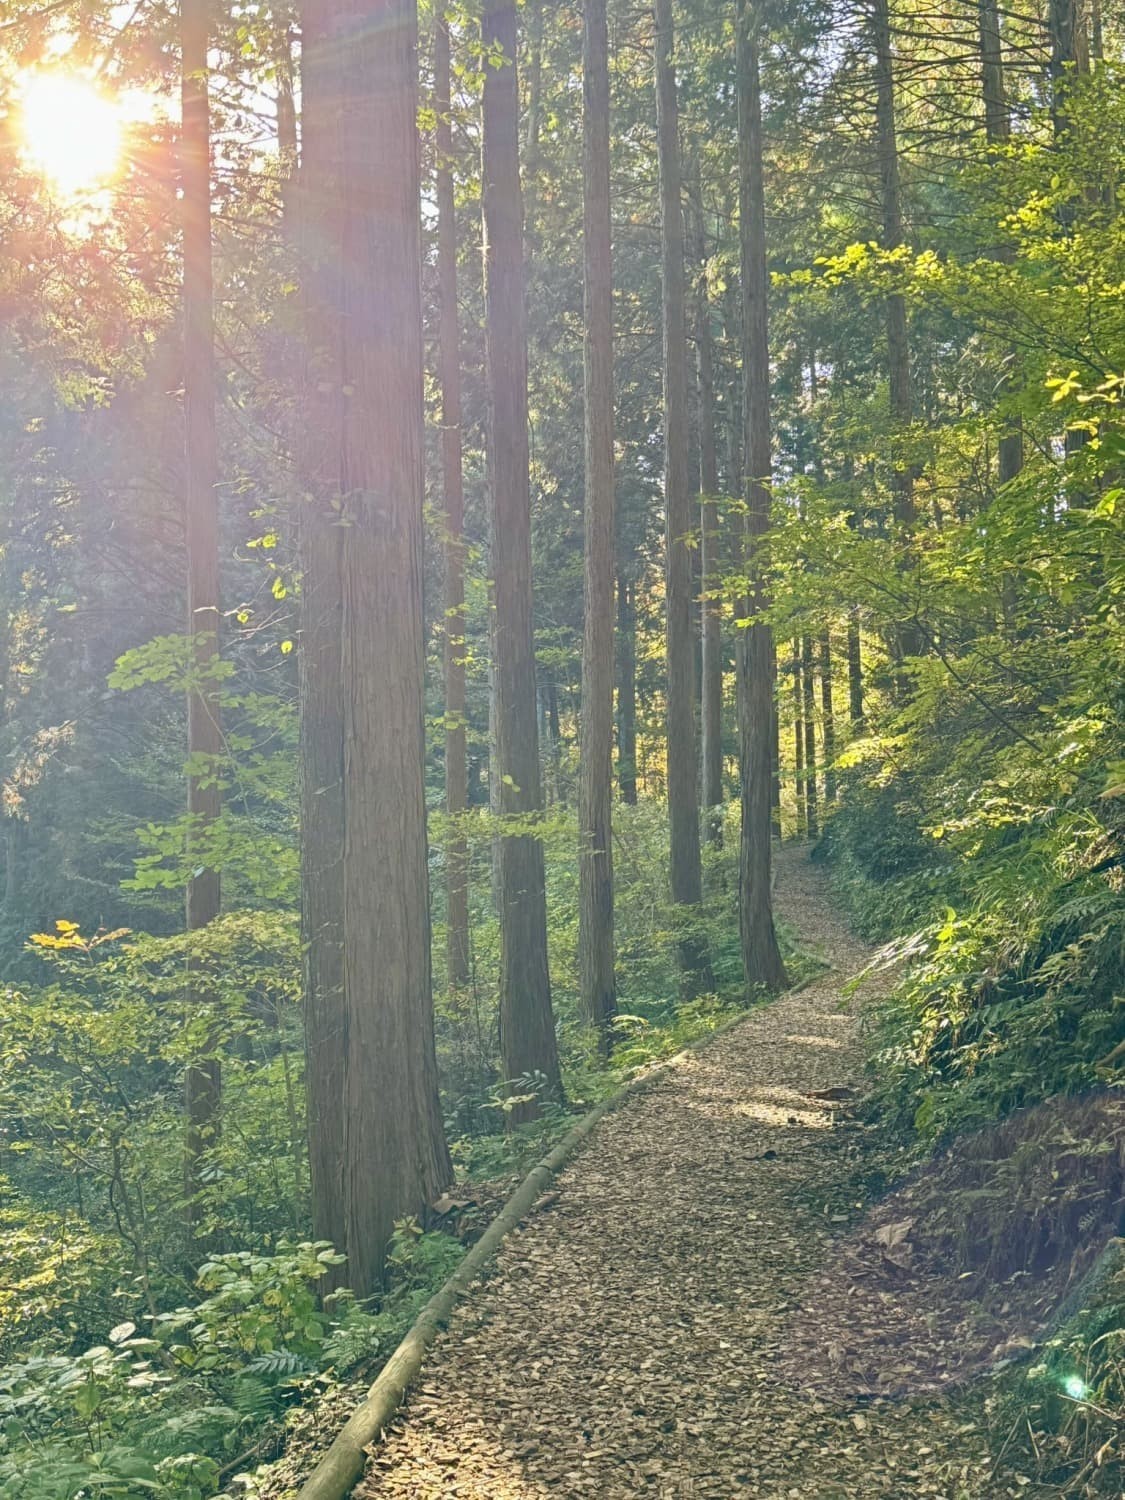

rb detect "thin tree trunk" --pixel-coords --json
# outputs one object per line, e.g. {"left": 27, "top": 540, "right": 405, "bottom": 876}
{"left": 578, "top": 0, "right": 616, "bottom": 1047}
{"left": 793, "top": 641, "right": 806, "bottom": 839}
{"left": 298, "top": 0, "right": 452, "bottom": 1294}
{"left": 1049, "top": 0, "right": 1087, "bottom": 128}
{"left": 978, "top": 0, "right": 1008, "bottom": 147}
{"left": 436, "top": 16, "right": 470, "bottom": 990}
{"left": 819, "top": 627, "right": 836, "bottom": 802}
{"left": 545, "top": 673, "right": 563, "bottom": 804}
{"left": 801, "top": 633, "right": 819, "bottom": 840}
{"left": 654, "top": 0, "right": 708, "bottom": 984}
{"left": 275, "top": 22, "right": 298, "bottom": 172}
{"left": 872, "top": 0, "right": 920, "bottom": 666}
{"left": 617, "top": 572, "right": 638, "bottom": 805}
{"left": 523, "top": 0, "right": 544, "bottom": 220}
{"left": 481, "top": 0, "right": 562, "bottom": 1109}
{"left": 978, "top": 0, "right": 1023, "bottom": 494}
{"left": 847, "top": 609, "right": 863, "bottom": 730}
{"left": 769, "top": 636, "right": 780, "bottom": 838}
{"left": 688, "top": 166, "right": 724, "bottom": 845}
{"left": 723, "top": 283, "right": 742, "bottom": 499}
{"left": 181, "top": 0, "right": 222, "bottom": 1244}
{"left": 737, "top": 0, "right": 786, "bottom": 990}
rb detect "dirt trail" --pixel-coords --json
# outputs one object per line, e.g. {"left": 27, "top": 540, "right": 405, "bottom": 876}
{"left": 356, "top": 850, "right": 996, "bottom": 1499}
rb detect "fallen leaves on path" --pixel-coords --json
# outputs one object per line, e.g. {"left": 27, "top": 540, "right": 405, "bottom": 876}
{"left": 353, "top": 851, "right": 1016, "bottom": 1499}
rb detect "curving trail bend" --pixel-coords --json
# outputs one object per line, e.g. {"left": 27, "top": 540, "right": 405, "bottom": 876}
{"left": 357, "top": 851, "right": 996, "bottom": 1500}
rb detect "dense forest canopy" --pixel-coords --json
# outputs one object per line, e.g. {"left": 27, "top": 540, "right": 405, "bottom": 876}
{"left": 0, "top": 0, "right": 1121, "bottom": 1493}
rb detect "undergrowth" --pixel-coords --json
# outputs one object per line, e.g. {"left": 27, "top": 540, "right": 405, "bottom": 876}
{"left": 0, "top": 1228, "right": 463, "bottom": 1500}
{"left": 824, "top": 705, "right": 1125, "bottom": 1495}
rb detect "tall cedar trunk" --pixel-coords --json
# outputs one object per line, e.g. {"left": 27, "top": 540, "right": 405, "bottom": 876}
{"left": 872, "top": 0, "right": 920, "bottom": 664}
{"left": 653, "top": 0, "right": 707, "bottom": 978}
{"left": 847, "top": 609, "right": 864, "bottom": 729}
{"left": 578, "top": 0, "right": 617, "bottom": 1045}
{"left": 298, "top": 0, "right": 452, "bottom": 1294}
{"left": 792, "top": 642, "right": 807, "bottom": 838}
{"left": 1049, "top": 0, "right": 1089, "bottom": 261}
{"left": 481, "top": 0, "right": 562, "bottom": 1108}
{"left": 436, "top": 17, "right": 470, "bottom": 990}
{"left": 688, "top": 168, "right": 724, "bottom": 844}
{"left": 737, "top": 1, "right": 787, "bottom": 990}
{"left": 545, "top": 674, "right": 563, "bottom": 805}
{"left": 978, "top": 0, "right": 1023, "bottom": 491}
{"left": 769, "top": 635, "right": 781, "bottom": 837}
{"left": 617, "top": 573, "right": 639, "bottom": 804}
{"left": 723, "top": 284, "right": 742, "bottom": 497}
{"left": 181, "top": 0, "right": 222, "bottom": 1240}
{"left": 801, "top": 633, "right": 819, "bottom": 840}
{"left": 523, "top": 0, "right": 544, "bottom": 219}
{"left": 819, "top": 627, "right": 837, "bottom": 802}
{"left": 1049, "top": 0, "right": 1087, "bottom": 129}
{"left": 275, "top": 23, "right": 297, "bottom": 170}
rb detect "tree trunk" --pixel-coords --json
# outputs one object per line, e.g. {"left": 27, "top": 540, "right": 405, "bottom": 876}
{"left": 617, "top": 572, "right": 638, "bottom": 805}
{"left": 769, "top": 635, "right": 781, "bottom": 838}
{"left": 688, "top": 166, "right": 724, "bottom": 846}
{"left": 819, "top": 627, "right": 837, "bottom": 803}
{"left": 181, "top": 0, "right": 222, "bottom": 1244}
{"left": 275, "top": 22, "right": 298, "bottom": 173}
{"left": 654, "top": 0, "right": 708, "bottom": 984}
{"left": 792, "top": 641, "right": 806, "bottom": 839}
{"left": 436, "top": 16, "right": 471, "bottom": 991}
{"left": 481, "top": 0, "right": 562, "bottom": 1109}
{"left": 978, "top": 0, "right": 1023, "bottom": 491}
{"left": 871, "top": 0, "right": 920, "bottom": 666}
{"left": 298, "top": 0, "right": 452, "bottom": 1294}
{"left": 737, "top": 0, "right": 787, "bottom": 991}
{"left": 723, "top": 283, "right": 742, "bottom": 499}
{"left": 578, "top": 0, "right": 617, "bottom": 1048}
{"left": 1049, "top": 0, "right": 1087, "bottom": 127}
{"left": 978, "top": 0, "right": 1009, "bottom": 148}
{"left": 847, "top": 609, "right": 864, "bottom": 730}
{"left": 523, "top": 0, "right": 544, "bottom": 221}
{"left": 801, "top": 633, "right": 819, "bottom": 840}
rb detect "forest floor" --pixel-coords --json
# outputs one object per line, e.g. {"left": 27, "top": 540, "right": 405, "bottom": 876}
{"left": 344, "top": 849, "right": 1045, "bottom": 1500}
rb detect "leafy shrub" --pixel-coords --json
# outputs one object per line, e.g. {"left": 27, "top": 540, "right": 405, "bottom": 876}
{"left": 0, "top": 1238, "right": 445, "bottom": 1500}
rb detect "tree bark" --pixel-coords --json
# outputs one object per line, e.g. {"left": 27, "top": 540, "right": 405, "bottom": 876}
{"left": 578, "top": 0, "right": 617, "bottom": 1048}
{"left": 1049, "top": 0, "right": 1087, "bottom": 128}
{"left": 801, "top": 633, "right": 819, "bottom": 840}
{"left": 523, "top": 0, "right": 544, "bottom": 222}
{"left": 978, "top": 0, "right": 1023, "bottom": 492}
{"left": 871, "top": 0, "right": 920, "bottom": 666}
{"left": 737, "top": 0, "right": 787, "bottom": 991}
{"left": 688, "top": 166, "right": 724, "bottom": 845}
{"left": 616, "top": 572, "right": 638, "bottom": 805}
{"left": 298, "top": 0, "right": 452, "bottom": 1294}
{"left": 275, "top": 22, "right": 298, "bottom": 172}
{"left": 792, "top": 641, "right": 807, "bottom": 839}
{"left": 436, "top": 16, "right": 470, "bottom": 991}
{"left": 481, "top": 0, "right": 562, "bottom": 1109}
{"left": 653, "top": 0, "right": 708, "bottom": 983}
{"left": 181, "top": 0, "right": 222, "bottom": 1243}
{"left": 819, "top": 627, "right": 837, "bottom": 803}
{"left": 847, "top": 608, "right": 864, "bottom": 730}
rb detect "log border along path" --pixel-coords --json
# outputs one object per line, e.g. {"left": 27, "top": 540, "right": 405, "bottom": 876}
{"left": 335, "top": 850, "right": 997, "bottom": 1498}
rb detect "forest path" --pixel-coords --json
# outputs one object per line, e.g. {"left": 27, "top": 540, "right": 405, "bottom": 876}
{"left": 356, "top": 849, "right": 994, "bottom": 1499}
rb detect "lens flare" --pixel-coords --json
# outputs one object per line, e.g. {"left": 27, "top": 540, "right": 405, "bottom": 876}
{"left": 19, "top": 73, "right": 123, "bottom": 195}
{"left": 1062, "top": 1374, "right": 1088, "bottom": 1401}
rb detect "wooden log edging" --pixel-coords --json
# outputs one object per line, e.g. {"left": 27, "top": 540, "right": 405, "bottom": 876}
{"left": 295, "top": 978, "right": 824, "bottom": 1500}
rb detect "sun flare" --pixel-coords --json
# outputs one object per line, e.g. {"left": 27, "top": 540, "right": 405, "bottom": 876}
{"left": 18, "top": 73, "right": 123, "bottom": 196}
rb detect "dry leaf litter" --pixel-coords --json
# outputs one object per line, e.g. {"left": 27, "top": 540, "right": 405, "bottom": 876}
{"left": 345, "top": 851, "right": 1047, "bottom": 1499}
